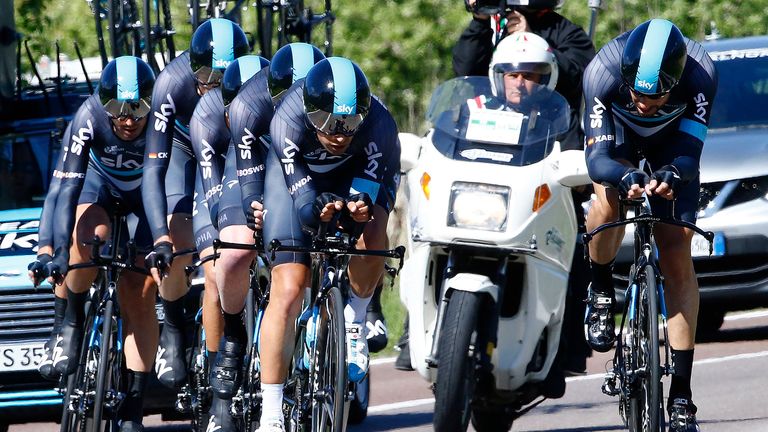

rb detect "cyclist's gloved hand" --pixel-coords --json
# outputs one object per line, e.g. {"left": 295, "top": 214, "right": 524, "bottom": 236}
{"left": 649, "top": 164, "right": 680, "bottom": 199}
{"left": 45, "top": 251, "right": 69, "bottom": 285}
{"left": 28, "top": 253, "right": 52, "bottom": 287}
{"left": 146, "top": 241, "right": 174, "bottom": 278}
{"left": 248, "top": 200, "right": 264, "bottom": 231}
{"left": 339, "top": 192, "right": 373, "bottom": 238}
{"left": 618, "top": 168, "right": 650, "bottom": 199}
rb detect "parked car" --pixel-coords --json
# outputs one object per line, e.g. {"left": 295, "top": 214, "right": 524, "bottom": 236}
{"left": 611, "top": 35, "right": 768, "bottom": 334}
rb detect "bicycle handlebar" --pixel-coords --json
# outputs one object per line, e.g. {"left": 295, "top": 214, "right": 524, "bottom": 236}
{"left": 268, "top": 238, "right": 406, "bottom": 267}
{"left": 66, "top": 236, "right": 150, "bottom": 276}
{"left": 583, "top": 206, "right": 715, "bottom": 256}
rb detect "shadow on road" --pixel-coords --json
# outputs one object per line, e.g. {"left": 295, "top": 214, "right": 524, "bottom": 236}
{"left": 697, "top": 324, "right": 768, "bottom": 343}
{"left": 348, "top": 411, "right": 432, "bottom": 431}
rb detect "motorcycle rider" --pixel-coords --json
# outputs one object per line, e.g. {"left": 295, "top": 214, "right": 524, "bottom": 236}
{"left": 583, "top": 18, "right": 717, "bottom": 431}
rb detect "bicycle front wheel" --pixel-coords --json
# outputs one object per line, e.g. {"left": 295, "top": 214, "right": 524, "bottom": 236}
{"left": 91, "top": 298, "right": 116, "bottom": 431}
{"left": 629, "top": 264, "right": 662, "bottom": 431}
{"left": 311, "top": 286, "right": 346, "bottom": 432}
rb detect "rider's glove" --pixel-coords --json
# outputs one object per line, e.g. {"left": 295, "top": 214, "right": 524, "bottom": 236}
{"left": 651, "top": 164, "right": 681, "bottom": 193}
{"left": 45, "top": 251, "right": 69, "bottom": 285}
{"left": 28, "top": 253, "right": 52, "bottom": 287}
{"left": 618, "top": 168, "right": 650, "bottom": 199}
{"left": 298, "top": 193, "right": 345, "bottom": 235}
{"left": 339, "top": 192, "right": 373, "bottom": 237}
{"left": 145, "top": 241, "right": 174, "bottom": 276}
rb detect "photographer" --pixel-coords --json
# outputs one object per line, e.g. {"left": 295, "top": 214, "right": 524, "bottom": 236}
{"left": 453, "top": 0, "right": 594, "bottom": 114}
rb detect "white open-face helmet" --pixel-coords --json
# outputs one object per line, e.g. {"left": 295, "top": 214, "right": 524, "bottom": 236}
{"left": 489, "top": 32, "right": 559, "bottom": 98}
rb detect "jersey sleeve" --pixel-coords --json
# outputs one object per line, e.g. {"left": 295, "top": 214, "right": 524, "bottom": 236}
{"left": 38, "top": 125, "right": 70, "bottom": 249}
{"left": 668, "top": 42, "right": 718, "bottom": 184}
{"left": 582, "top": 48, "right": 629, "bottom": 188}
{"left": 51, "top": 106, "right": 93, "bottom": 258}
{"left": 452, "top": 17, "right": 494, "bottom": 77}
{"left": 190, "top": 91, "right": 228, "bottom": 222}
{"left": 229, "top": 77, "right": 272, "bottom": 217}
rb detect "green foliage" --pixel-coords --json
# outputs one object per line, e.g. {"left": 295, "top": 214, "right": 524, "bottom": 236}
{"left": 12, "top": 0, "right": 768, "bottom": 130}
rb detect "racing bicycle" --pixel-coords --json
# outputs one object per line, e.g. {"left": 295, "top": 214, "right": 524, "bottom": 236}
{"left": 584, "top": 197, "right": 713, "bottom": 432}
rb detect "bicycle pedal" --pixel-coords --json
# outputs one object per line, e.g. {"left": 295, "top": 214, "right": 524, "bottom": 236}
{"left": 601, "top": 373, "right": 619, "bottom": 396}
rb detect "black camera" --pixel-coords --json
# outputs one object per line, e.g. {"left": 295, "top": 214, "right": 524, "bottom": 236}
{"left": 465, "top": 0, "right": 559, "bottom": 15}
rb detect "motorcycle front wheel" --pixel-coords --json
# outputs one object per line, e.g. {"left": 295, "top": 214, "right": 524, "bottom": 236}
{"left": 433, "top": 290, "right": 483, "bottom": 432}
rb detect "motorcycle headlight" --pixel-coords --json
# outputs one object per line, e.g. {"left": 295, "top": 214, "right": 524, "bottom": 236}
{"left": 448, "top": 182, "right": 509, "bottom": 231}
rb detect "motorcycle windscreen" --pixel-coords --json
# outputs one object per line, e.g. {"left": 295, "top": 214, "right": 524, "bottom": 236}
{"left": 427, "top": 77, "right": 570, "bottom": 167}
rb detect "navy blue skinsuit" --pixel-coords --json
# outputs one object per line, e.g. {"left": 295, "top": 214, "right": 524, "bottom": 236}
{"left": 265, "top": 82, "right": 401, "bottom": 265}
{"left": 143, "top": 52, "right": 216, "bottom": 250}
{"left": 583, "top": 33, "right": 718, "bottom": 223}
{"left": 50, "top": 94, "right": 152, "bottom": 262}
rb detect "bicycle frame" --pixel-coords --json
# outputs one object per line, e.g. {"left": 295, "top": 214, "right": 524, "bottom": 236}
{"left": 584, "top": 197, "right": 714, "bottom": 430}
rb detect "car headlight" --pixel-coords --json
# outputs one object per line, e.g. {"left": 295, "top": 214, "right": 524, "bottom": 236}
{"left": 448, "top": 182, "right": 509, "bottom": 231}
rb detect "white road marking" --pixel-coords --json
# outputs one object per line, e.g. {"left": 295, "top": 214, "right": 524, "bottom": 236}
{"left": 724, "top": 310, "right": 768, "bottom": 321}
{"left": 368, "top": 350, "right": 768, "bottom": 414}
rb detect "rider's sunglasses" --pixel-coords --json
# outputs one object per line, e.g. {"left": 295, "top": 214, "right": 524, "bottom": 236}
{"left": 193, "top": 65, "right": 224, "bottom": 87}
{"left": 629, "top": 87, "right": 671, "bottom": 101}
{"left": 307, "top": 109, "right": 366, "bottom": 137}
{"left": 103, "top": 98, "right": 151, "bottom": 121}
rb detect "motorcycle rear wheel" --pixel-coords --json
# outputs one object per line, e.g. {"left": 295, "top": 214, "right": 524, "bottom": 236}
{"left": 433, "top": 290, "right": 483, "bottom": 432}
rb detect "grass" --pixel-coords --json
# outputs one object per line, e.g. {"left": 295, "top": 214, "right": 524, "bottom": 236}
{"left": 374, "top": 273, "right": 407, "bottom": 359}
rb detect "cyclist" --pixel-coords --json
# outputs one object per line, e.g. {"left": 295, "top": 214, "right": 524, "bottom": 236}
{"left": 583, "top": 18, "right": 717, "bottom": 431}
{"left": 209, "top": 42, "right": 325, "bottom": 431}
{"left": 143, "top": 18, "right": 249, "bottom": 389}
{"left": 43, "top": 56, "right": 159, "bottom": 432}
{"left": 256, "top": 57, "right": 400, "bottom": 431}
{"left": 188, "top": 54, "right": 270, "bottom": 431}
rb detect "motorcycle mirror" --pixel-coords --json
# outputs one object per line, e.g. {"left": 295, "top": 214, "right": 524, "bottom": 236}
{"left": 556, "top": 149, "right": 591, "bottom": 187}
{"left": 399, "top": 132, "right": 422, "bottom": 172}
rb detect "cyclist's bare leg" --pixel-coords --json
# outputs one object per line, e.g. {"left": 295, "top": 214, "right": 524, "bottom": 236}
{"left": 160, "top": 213, "right": 194, "bottom": 301}
{"left": 200, "top": 250, "right": 223, "bottom": 352}
{"left": 585, "top": 183, "right": 626, "bottom": 264}
{"left": 260, "top": 263, "right": 309, "bottom": 383}
{"left": 348, "top": 206, "right": 389, "bottom": 297}
{"left": 119, "top": 270, "right": 160, "bottom": 371}
{"left": 216, "top": 224, "right": 257, "bottom": 314}
{"left": 654, "top": 225, "right": 698, "bottom": 349}
{"left": 64, "top": 203, "right": 111, "bottom": 293}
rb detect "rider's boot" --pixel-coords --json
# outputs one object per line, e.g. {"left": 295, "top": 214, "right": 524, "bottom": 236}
{"left": 117, "top": 370, "right": 148, "bottom": 432}
{"left": 38, "top": 295, "right": 67, "bottom": 380}
{"left": 209, "top": 336, "right": 244, "bottom": 398}
{"left": 155, "top": 296, "right": 188, "bottom": 388}
{"left": 394, "top": 315, "right": 414, "bottom": 371}
{"left": 207, "top": 396, "right": 240, "bottom": 432}
{"left": 365, "top": 281, "right": 388, "bottom": 353}
{"left": 668, "top": 398, "right": 701, "bottom": 432}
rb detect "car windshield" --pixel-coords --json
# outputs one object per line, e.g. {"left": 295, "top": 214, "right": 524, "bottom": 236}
{"left": 708, "top": 51, "right": 768, "bottom": 129}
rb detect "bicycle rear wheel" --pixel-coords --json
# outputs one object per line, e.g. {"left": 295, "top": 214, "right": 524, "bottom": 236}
{"left": 310, "top": 286, "right": 346, "bottom": 432}
{"left": 628, "top": 265, "right": 662, "bottom": 431}
{"left": 60, "top": 306, "right": 97, "bottom": 432}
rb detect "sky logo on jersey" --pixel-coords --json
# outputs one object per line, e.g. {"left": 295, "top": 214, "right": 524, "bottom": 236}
{"left": 69, "top": 119, "right": 95, "bottom": 158}
{"left": 335, "top": 104, "right": 355, "bottom": 115}
{"left": 694, "top": 93, "right": 708, "bottom": 122}
{"left": 239, "top": 127, "right": 256, "bottom": 160}
{"left": 200, "top": 139, "right": 215, "bottom": 179}
{"left": 281, "top": 138, "right": 300, "bottom": 176}
{"left": 590, "top": 97, "right": 606, "bottom": 129}
{"left": 363, "top": 142, "right": 382, "bottom": 179}
{"left": 153, "top": 94, "right": 176, "bottom": 133}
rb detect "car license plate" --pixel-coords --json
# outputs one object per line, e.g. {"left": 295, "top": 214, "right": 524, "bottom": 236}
{"left": 691, "top": 232, "right": 725, "bottom": 258}
{"left": 0, "top": 341, "right": 46, "bottom": 372}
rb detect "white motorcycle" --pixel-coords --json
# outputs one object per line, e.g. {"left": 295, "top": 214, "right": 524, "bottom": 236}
{"left": 398, "top": 76, "right": 589, "bottom": 431}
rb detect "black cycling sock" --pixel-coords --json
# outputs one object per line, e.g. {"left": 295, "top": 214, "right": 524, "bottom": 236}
{"left": 161, "top": 296, "right": 186, "bottom": 329}
{"left": 669, "top": 349, "right": 694, "bottom": 401}
{"left": 589, "top": 260, "right": 615, "bottom": 297}
{"left": 119, "top": 369, "right": 149, "bottom": 423}
{"left": 64, "top": 289, "right": 88, "bottom": 327}
{"left": 368, "top": 281, "right": 384, "bottom": 313}
{"left": 208, "top": 351, "right": 218, "bottom": 370}
{"left": 53, "top": 296, "right": 67, "bottom": 333}
{"left": 223, "top": 310, "right": 247, "bottom": 343}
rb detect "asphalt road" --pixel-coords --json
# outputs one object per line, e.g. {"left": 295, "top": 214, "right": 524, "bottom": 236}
{"left": 10, "top": 310, "right": 768, "bottom": 431}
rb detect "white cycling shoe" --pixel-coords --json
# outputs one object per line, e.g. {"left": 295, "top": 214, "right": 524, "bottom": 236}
{"left": 345, "top": 321, "right": 369, "bottom": 383}
{"left": 255, "top": 421, "right": 285, "bottom": 432}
